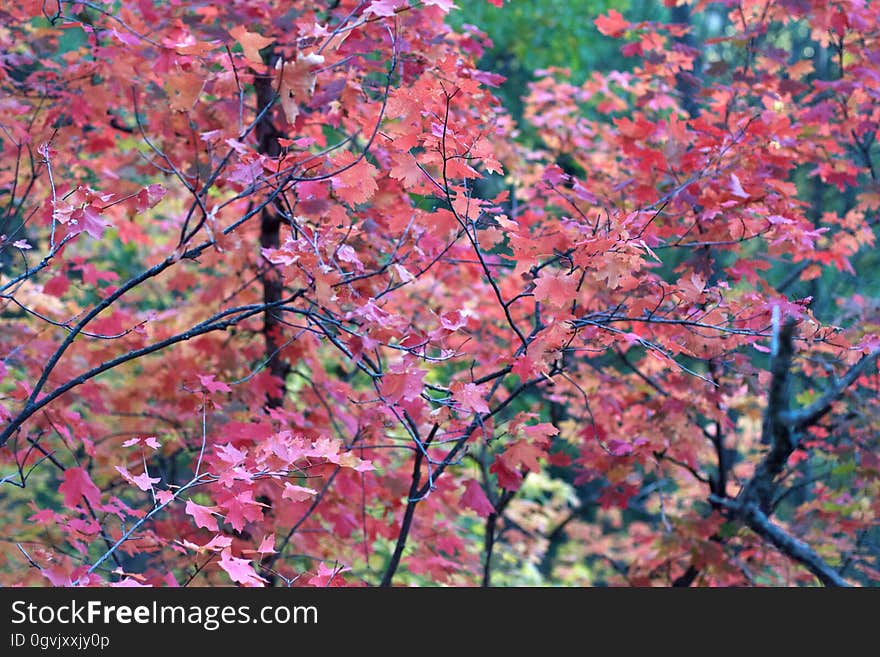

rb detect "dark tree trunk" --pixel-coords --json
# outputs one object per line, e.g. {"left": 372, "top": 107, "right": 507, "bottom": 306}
{"left": 254, "top": 58, "right": 290, "bottom": 409}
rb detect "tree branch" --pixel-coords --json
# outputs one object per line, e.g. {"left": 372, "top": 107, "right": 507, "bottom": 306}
{"left": 380, "top": 432, "right": 426, "bottom": 587}
{"left": 0, "top": 295, "right": 301, "bottom": 448}
{"left": 711, "top": 496, "right": 850, "bottom": 587}
{"left": 740, "top": 315, "right": 796, "bottom": 512}
{"left": 482, "top": 488, "right": 515, "bottom": 587}
{"left": 780, "top": 346, "right": 880, "bottom": 430}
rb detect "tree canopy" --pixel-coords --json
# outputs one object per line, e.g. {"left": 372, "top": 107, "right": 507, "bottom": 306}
{"left": 0, "top": 0, "right": 877, "bottom": 587}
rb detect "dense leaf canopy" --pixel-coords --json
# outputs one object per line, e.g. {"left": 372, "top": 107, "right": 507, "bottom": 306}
{"left": 0, "top": 0, "right": 877, "bottom": 587}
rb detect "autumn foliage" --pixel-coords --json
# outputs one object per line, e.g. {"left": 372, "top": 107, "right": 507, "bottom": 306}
{"left": 0, "top": 0, "right": 878, "bottom": 587}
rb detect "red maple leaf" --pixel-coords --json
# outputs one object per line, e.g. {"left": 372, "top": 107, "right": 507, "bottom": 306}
{"left": 197, "top": 374, "right": 231, "bottom": 393}
{"left": 452, "top": 381, "right": 491, "bottom": 414}
{"left": 121, "top": 436, "right": 161, "bottom": 450}
{"left": 308, "top": 562, "right": 349, "bottom": 587}
{"left": 59, "top": 467, "right": 102, "bottom": 508}
{"left": 257, "top": 535, "right": 276, "bottom": 554}
{"left": 521, "top": 422, "right": 559, "bottom": 447}
{"left": 424, "top": 0, "right": 455, "bottom": 11}
{"left": 381, "top": 368, "right": 426, "bottom": 403}
{"left": 614, "top": 115, "right": 655, "bottom": 140}
{"left": 70, "top": 205, "right": 111, "bottom": 240}
{"left": 222, "top": 489, "right": 264, "bottom": 532}
{"left": 460, "top": 479, "right": 495, "bottom": 518}
{"left": 135, "top": 184, "right": 166, "bottom": 213}
{"left": 607, "top": 439, "right": 634, "bottom": 456}
{"left": 490, "top": 457, "right": 523, "bottom": 491}
{"left": 180, "top": 534, "right": 232, "bottom": 553}
{"left": 389, "top": 151, "right": 424, "bottom": 190}
{"left": 309, "top": 436, "right": 341, "bottom": 462}
{"left": 511, "top": 352, "right": 542, "bottom": 380}
{"left": 329, "top": 153, "right": 379, "bottom": 205}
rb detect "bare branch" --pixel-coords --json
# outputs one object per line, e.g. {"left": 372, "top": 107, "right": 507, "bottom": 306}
{"left": 780, "top": 346, "right": 880, "bottom": 430}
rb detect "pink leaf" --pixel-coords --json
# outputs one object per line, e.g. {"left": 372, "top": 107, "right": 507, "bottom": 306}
{"left": 136, "top": 184, "right": 166, "bottom": 213}
{"left": 223, "top": 490, "right": 264, "bottom": 532}
{"left": 131, "top": 470, "right": 161, "bottom": 492}
{"left": 453, "top": 382, "right": 491, "bottom": 414}
{"left": 309, "top": 436, "right": 341, "bottom": 462}
{"left": 74, "top": 205, "right": 112, "bottom": 240}
{"left": 380, "top": 368, "right": 426, "bottom": 403}
{"left": 521, "top": 422, "right": 559, "bottom": 447}
{"left": 308, "top": 561, "right": 348, "bottom": 587}
{"left": 336, "top": 244, "right": 364, "bottom": 271}
{"left": 198, "top": 374, "right": 231, "bottom": 393}
{"left": 366, "top": 0, "right": 404, "bottom": 17}
{"left": 423, "top": 0, "right": 454, "bottom": 10}
{"left": 440, "top": 310, "right": 467, "bottom": 331}
{"left": 607, "top": 439, "right": 634, "bottom": 456}
{"left": 532, "top": 270, "right": 578, "bottom": 309}
{"left": 215, "top": 442, "right": 247, "bottom": 466}
{"left": 218, "top": 549, "right": 267, "bottom": 587}
{"left": 729, "top": 173, "right": 751, "bottom": 199}
{"left": 179, "top": 533, "right": 232, "bottom": 553}
{"left": 282, "top": 483, "right": 318, "bottom": 502}
{"left": 111, "top": 27, "right": 141, "bottom": 46}
{"left": 111, "top": 578, "right": 152, "bottom": 587}
{"left": 185, "top": 499, "right": 220, "bottom": 531}
{"left": 257, "top": 535, "right": 276, "bottom": 554}
{"left": 59, "top": 467, "right": 102, "bottom": 508}
{"left": 115, "top": 465, "right": 160, "bottom": 492}
{"left": 122, "top": 436, "right": 161, "bottom": 450}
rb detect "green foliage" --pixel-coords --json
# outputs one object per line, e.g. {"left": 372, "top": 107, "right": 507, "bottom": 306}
{"left": 448, "top": 0, "right": 664, "bottom": 121}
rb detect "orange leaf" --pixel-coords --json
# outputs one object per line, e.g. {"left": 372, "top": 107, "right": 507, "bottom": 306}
{"left": 165, "top": 70, "right": 204, "bottom": 112}
{"left": 595, "top": 10, "right": 629, "bottom": 38}
{"left": 501, "top": 439, "right": 544, "bottom": 472}
{"left": 330, "top": 155, "right": 378, "bottom": 205}
{"left": 389, "top": 151, "right": 423, "bottom": 189}
{"left": 229, "top": 25, "right": 274, "bottom": 64}
{"left": 277, "top": 52, "right": 325, "bottom": 124}
{"left": 533, "top": 270, "right": 578, "bottom": 309}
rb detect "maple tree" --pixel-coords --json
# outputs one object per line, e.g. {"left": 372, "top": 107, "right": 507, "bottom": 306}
{"left": 0, "top": 0, "right": 878, "bottom": 588}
